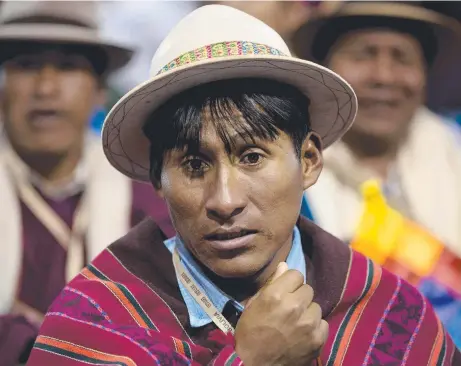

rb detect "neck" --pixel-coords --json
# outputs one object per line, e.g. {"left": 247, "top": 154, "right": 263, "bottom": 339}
{"left": 201, "top": 235, "right": 293, "bottom": 304}
{"left": 13, "top": 145, "right": 83, "bottom": 184}
{"left": 342, "top": 131, "right": 402, "bottom": 179}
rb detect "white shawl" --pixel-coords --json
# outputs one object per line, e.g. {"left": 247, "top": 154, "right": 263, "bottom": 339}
{"left": 306, "top": 107, "right": 461, "bottom": 257}
{"left": 0, "top": 134, "right": 132, "bottom": 313}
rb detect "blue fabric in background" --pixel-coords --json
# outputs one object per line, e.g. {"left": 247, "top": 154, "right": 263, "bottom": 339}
{"left": 419, "top": 279, "right": 461, "bottom": 348}
{"left": 443, "top": 110, "right": 461, "bottom": 128}
{"left": 89, "top": 107, "right": 106, "bottom": 134}
{"left": 300, "top": 194, "right": 314, "bottom": 221}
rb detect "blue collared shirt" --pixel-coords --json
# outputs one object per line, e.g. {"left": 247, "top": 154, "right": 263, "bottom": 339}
{"left": 164, "top": 226, "right": 306, "bottom": 328}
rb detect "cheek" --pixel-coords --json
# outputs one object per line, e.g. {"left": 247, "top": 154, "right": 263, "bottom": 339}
{"left": 161, "top": 177, "right": 205, "bottom": 234}
{"left": 329, "top": 60, "right": 369, "bottom": 90}
{"left": 249, "top": 160, "right": 304, "bottom": 231}
{"left": 3, "top": 81, "right": 31, "bottom": 118}
{"left": 60, "top": 75, "right": 99, "bottom": 118}
{"left": 402, "top": 69, "right": 425, "bottom": 97}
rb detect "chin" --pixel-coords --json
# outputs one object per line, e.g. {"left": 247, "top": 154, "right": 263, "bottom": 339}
{"left": 206, "top": 255, "right": 268, "bottom": 280}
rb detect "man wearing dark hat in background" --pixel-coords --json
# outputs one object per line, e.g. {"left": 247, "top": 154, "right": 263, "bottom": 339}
{"left": 294, "top": 1, "right": 461, "bottom": 348}
{"left": 294, "top": 2, "right": 461, "bottom": 258}
{"left": 0, "top": 1, "right": 173, "bottom": 365}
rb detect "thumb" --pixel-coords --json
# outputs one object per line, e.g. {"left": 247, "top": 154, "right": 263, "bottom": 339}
{"left": 246, "top": 262, "right": 289, "bottom": 308}
{"left": 269, "top": 261, "right": 289, "bottom": 284}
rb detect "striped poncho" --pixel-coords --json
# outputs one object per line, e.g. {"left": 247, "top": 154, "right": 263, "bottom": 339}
{"left": 28, "top": 218, "right": 461, "bottom": 365}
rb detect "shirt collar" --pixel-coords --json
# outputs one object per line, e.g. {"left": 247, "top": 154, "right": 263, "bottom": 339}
{"left": 164, "top": 226, "right": 306, "bottom": 328}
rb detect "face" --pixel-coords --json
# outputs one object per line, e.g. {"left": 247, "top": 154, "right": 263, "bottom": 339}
{"left": 1, "top": 47, "right": 104, "bottom": 157}
{"left": 327, "top": 30, "right": 426, "bottom": 142}
{"left": 157, "top": 115, "right": 322, "bottom": 279}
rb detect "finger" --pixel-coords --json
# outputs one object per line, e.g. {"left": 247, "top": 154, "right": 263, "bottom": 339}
{"left": 310, "top": 320, "right": 329, "bottom": 359}
{"left": 267, "top": 262, "right": 289, "bottom": 285}
{"left": 290, "top": 284, "right": 314, "bottom": 308}
{"left": 264, "top": 269, "right": 304, "bottom": 295}
{"left": 299, "top": 301, "right": 322, "bottom": 330}
{"left": 11, "top": 300, "right": 45, "bottom": 327}
{"left": 248, "top": 262, "right": 289, "bottom": 307}
{"left": 318, "top": 319, "right": 329, "bottom": 346}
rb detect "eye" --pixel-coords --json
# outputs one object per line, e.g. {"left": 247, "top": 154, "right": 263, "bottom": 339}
{"left": 58, "top": 56, "right": 93, "bottom": 71}
{"left": 8, "top": 58, "right": 42, "bottom": 71}
{"left": 183, "top": 157, "right": 208, "bottom": 175}
{"left": 242, "top": 152, "right": 263, "bottom": 165}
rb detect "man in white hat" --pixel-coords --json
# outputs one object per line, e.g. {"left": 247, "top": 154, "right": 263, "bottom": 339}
{"left": 28, "top": 4, "right": 460, "bottom": 365}
{"left": 0, "top": 2, "right": 173, "bottom": 365}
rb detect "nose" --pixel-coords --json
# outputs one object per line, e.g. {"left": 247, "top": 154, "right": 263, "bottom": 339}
{"left": 372, "top": 55, "right": 396, "bottom": 85}
{"left": 205, "top": 167, "right": 247, "bottom": 223}
{"left": 34, "top": 64, "right": 60, "bottom": 99}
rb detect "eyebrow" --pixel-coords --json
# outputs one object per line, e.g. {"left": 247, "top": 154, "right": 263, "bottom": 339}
{"left": 184, "top": 129, "right": 271, "bottom": 155}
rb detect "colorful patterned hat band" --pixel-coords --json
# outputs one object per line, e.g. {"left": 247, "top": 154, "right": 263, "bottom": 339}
{"left": 157, "top": 41, "right": 287, "bottom": 75}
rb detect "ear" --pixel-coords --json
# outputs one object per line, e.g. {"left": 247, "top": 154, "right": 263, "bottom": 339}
{"left": 153, "top": 180, "right": 164, "bottom": 198}
{"left": 300, "top": 131, "right": 323, "bottom": 190}
{"left": 155, "top": 186, "right": 164, "bottom": 198}
{"left": 151, "top": 168, "right": 164, "bottom": 197}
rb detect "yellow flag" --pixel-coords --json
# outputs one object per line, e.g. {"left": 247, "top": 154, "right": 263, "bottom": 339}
{"left": 350, "top": 180, "right": 444, "bottom": 277}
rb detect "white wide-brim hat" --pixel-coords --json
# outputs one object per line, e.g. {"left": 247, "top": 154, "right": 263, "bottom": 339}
{"left": 0, "top": 1, "right": 133, "bottom": 73}
{"left": 102, "top": 4, "right": 358, "bottom": 182}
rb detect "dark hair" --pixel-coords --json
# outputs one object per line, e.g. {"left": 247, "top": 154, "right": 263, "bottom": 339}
{"left": 143, "top": 78, "right": 311, "bottom": 186}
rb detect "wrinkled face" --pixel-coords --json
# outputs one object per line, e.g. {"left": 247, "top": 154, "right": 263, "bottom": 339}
{"left": 1, "top": 47, "right": 103, "bottom": 157}
{"left": 157, "top": 114, "right": 321, "bottom": 279}
{"left": 327, "top": 30, "right": 426, "bottom": 142}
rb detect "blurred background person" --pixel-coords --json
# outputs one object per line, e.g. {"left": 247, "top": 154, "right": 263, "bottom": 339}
{"left": 210, "top": 1, "right": 341, "bottom": 54}
{"left": 88, "top": 0, "right": 197, "bottom": 132}
{"left": 293, "top": 1, "right": 461, "bottom": 347}
{"left": 294, "top": 1, "right": 461, "bottom": 257}
{"left": 420, "top": 1, "right": 461, "bottom": 124}
{"left": 97, "top": 1, "right": 197, "bottom": 93}
{"left": 0, "top": 1, "right": 172, "bottom": 365}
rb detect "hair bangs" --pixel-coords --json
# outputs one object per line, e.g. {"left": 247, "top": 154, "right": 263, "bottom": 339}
{"left": 143, "top": 78, "right": 311, "bottom": 186}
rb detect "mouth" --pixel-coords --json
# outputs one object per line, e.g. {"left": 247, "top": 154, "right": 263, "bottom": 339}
{"left": 205, "top": 229, "right": 257, "bottom": 241}
{"left": 204, "top": 229, "right": 258, "bottom": 251}
{"left": 28, "top": 109, "right": 63, "bottom": 127}
{"left": 360, "top": 98, "right": 400, "bottom": 110}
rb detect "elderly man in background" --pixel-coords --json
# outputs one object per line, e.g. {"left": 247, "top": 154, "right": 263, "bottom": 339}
{"left": 0, "top": 1, "right": 173, "bottom": 365}
{"left": 294, "top": 1, "right": 461, "bottom": 347}
{"left": 294, "top": 1, "right": 461, "bottom": 256}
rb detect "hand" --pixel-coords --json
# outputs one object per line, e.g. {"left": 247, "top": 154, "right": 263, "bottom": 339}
{"left": 235, "top": 262, "right": 328, "bottom": 366}
{"left": 10, "top": 300, "right": 44, "bottom": 328}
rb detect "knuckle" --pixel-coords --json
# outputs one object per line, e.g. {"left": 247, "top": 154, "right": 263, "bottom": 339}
{"left": 302, "top": 317, "right": 317, "bottom": 331}
{"left": 288, "top": 269, "right": 304, "bottom": 283}
{"left": 302, "top": 302, "right": 323, "bottom": 330}
{"left": 261, "top": 291, "right": 282, "bottom": 304}
{"left": 311, "top": 328, "right": 327, "bottom": 350}
{"left": 289, "top": 299, "right": 305, "bottom": 314}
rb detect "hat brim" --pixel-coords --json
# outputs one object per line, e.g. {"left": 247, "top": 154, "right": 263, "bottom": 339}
{"left": 0, "top": 23, "right": 134, "bottom": 72}
{"left": 293, "top": 2, "right": 461, "bottom": 62}
{"left": 102, "top": 55, "right": 357, "bottom": 182}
